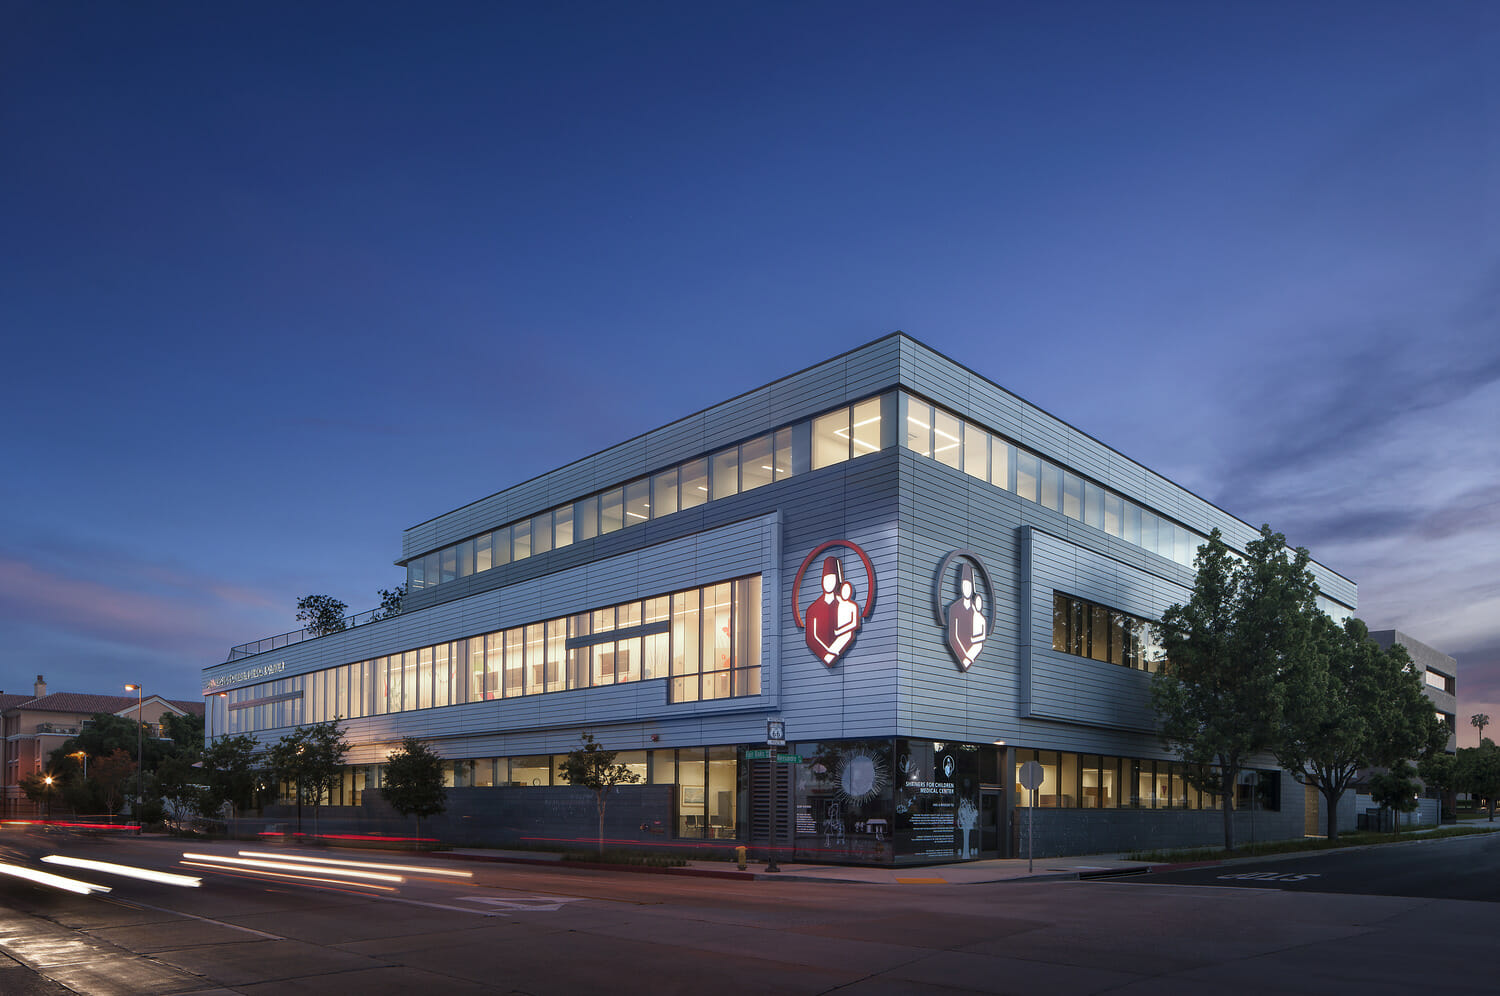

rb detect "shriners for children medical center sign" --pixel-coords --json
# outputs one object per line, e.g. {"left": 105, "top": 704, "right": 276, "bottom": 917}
{"left": 793, "top": 541, "right": 993, "bottom": 673}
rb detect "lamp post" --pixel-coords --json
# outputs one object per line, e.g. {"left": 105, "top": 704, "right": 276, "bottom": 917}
{"left": 69, "top": 750, "right": 88, "bottom": 780}
{"left": 43, "top": 774, "right": 54, "bottom": 820}
{"left": 125, "top": 684, "right": 143, "bottom": 823}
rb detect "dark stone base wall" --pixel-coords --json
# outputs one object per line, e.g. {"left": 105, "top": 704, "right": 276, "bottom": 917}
{"left": 1014, "top": 805, "right": 1305, "bottom": 857}
{"left": 263, "top": 785, "right": 678, "bottom": 849}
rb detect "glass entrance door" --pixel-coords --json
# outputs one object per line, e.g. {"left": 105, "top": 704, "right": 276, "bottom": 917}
{"left": 980, "top": 791, "right": 1001, "bottom": 856}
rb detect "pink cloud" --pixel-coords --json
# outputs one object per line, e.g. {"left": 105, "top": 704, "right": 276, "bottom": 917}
{"left": 0, "top": 556, "right": 260, "bottom": 655}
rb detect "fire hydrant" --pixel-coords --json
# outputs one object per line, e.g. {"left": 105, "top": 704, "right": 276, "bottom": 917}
{"left": 735, "top": 845, "right": 747, "bottom": 870}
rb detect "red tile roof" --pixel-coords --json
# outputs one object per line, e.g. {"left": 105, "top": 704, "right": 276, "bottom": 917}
{"left": 3, "top": 693, "right": 205, "bottom": 717}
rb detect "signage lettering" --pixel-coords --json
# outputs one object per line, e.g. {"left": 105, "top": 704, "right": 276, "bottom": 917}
{"left": 204, "top": 661, "right": 286, "bottom": 692}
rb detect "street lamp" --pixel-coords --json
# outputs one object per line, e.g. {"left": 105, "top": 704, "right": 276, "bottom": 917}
{"left": 43, "top": 774, "right": 54, "bottom": 820}
{"left": 69, "top": 750, "right": 88, "bottom": 780}
{"left": 125, "top": 683, "right": 143, "bottom": 824}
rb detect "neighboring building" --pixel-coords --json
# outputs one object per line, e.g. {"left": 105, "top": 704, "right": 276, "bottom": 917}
{"left": 1, "top": 675, "right": 204, "bottom": 817}
{"left": 203, "top": 334, "right": 1358, "bottom": 862}
{"left": 1360, "top": 630, "right": 1458, "bottom": 825}
{"left": 1368, "top": 630, "right": 1458, "bottom": 754}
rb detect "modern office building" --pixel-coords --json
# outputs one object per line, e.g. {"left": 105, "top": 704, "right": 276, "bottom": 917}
{"left": 203, "top": 334, "right": 1356, "bottom": 862}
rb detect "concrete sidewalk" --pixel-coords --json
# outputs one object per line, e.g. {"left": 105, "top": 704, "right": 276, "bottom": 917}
{"left": 439, "top": 846, "right": 1153, "bottom": 883}
{"left": 440, "top": 822, "right": 1492, "bottom": 884}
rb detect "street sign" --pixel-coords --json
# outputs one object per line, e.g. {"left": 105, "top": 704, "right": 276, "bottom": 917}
{"left": 767, "top": 719, "right": 786, "bottom": 746}
{"left": 745, "top": 749, "right": 772, "bottom": 760}
{"left": 1018, "top": 760, "right": 1044, "bottom": 873}
{"left": 1018, "top": 760, "right": 1044, "bottom": 790}
{"left": 775, "top": 753, "right": 803, "bottom": 764}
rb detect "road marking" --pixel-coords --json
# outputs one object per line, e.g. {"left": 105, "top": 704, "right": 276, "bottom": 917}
{"left": 1215, "top": 871, "right": 1322, "bottom": 882}
{"left": 456, "top": 895, "right": 586, "bottom": 912}
{"left": 374, "top": 895, "right": 503, "bottom": 917}
{"left": 104, "top": 897, "right": 285, "bottom": 939}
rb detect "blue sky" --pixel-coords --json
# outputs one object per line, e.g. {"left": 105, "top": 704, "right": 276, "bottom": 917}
{"left": 3, "top": 2, "right": 1496, "bottom": 740}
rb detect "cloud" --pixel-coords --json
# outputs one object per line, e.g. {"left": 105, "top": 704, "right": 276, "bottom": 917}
{"left": 0, "top": 557, "right": 228, "bottom": 652}
{"left": 1214, "top": 267, "right": 1500, "bottom": 514}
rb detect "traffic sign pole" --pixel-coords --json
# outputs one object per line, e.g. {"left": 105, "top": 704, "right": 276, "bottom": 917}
{"left": 765, "top": 720, "right": 785, "bottom": 874}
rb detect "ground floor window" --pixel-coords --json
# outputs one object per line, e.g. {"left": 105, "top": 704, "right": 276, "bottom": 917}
{"left": 1012, "top": 748, "right": 1279, "bottom": 811}
{"left": 336, "top": 744, "right": 744, "bottom": 841}
{"left": 790, "top": 738, "right": 986, "bottom": 865}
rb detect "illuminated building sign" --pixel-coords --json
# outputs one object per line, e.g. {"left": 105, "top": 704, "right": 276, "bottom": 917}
{"left": 203, "top": 661, "right": 285, "bottom": 693}
{"left": 792, "top": 540, "right": 875, "bottom": 667}
{"left": 934, "top": 550, "right": 993, "bottom": 671}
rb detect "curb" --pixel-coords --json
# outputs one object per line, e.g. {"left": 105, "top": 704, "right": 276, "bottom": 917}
{"left": 433, "top": 849, "right": 755, "bottom": 879}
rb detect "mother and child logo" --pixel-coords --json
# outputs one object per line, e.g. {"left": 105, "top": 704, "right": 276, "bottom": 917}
{"left": 805, "top": 557, "right": 861, "bottom": 665}
{"left": 793, "top": 541, "right": 876, "bottom": 668}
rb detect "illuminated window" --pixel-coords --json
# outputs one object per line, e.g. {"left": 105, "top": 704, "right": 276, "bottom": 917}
{"left": 740, "top": 434, "right": 773, "bottom": 492}
{"left": 812, "top": 409, "right": 850, "bottom": 470}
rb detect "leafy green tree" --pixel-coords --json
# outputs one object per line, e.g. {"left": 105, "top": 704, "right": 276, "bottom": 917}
{"left": 53, "top": 713, "right": 154, "bottom": 769}
{"left": 373, "top": 584, "right": 406, "bottom": 622}
{"left": 1276, "top": 616, "right": 1447, "bottom": 840}
{"left": 1456, "top": 740, "right": 1500, "bottom": 822}
{"left": 156, "top": 754, "right": 203, "bottom": 824}
{"left": 159, "top": 711, "right": 205, "bottom": 761}
{"left": 20, "top": 771, "right": 57, "bottom": 817}
{"left": 559, "top": 732, "right": 642, "bottom": 855}
{"left": 380, "top": 737, "right": 448, "bottom": 838}
{"left": 1368, "top": 760, "right": 1421, "bottom": 834}
{"left": 1419, "top": 750, "right": 1457, "bottom": 820}
{"left": 199, "top": 734, "right": 262, "bottom": 831}
{"left": 296, "top": 595, "right": 348, "bottom": 637}
{"left": 1152, "top": 526, "right": 1319, "bottom": 853}
{"left": 268, "top": 719, "right": 349, "bottom": 835}
{"left": 93, "top": 748, "right": 137, "bottom": 819}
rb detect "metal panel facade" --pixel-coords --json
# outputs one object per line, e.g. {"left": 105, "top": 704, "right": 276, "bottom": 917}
{"left": 209, "top": 332, "right": 1347, "bottom": 859}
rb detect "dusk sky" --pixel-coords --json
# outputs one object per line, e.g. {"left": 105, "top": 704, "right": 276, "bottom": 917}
{"left": 4, "top": 3, "right": 1496, "bottom": 741}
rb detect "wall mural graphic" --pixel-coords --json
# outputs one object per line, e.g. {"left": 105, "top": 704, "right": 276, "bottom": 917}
{"left": 795, "top": 740, "right": 894, "bottom": 863}
{"left": 792, "top": 540, "right": 876, "bottom": 667}
{"left": 893, "top": 740, "right": 982, "bottom": 863}
{"left": 933, "top": 550, "right": 995, "bottom": 671}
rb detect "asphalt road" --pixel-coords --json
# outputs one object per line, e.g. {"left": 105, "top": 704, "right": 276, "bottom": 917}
{"left": 3, "top": 828, "right": 1499, "bottom": 995}
{"left": 1131, "top": 829, "right": 1500, "bottom": 902}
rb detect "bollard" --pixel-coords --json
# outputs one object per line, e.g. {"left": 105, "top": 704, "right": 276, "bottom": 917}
{"left": 735, "top": 845, "right": 747, "bottom": 870}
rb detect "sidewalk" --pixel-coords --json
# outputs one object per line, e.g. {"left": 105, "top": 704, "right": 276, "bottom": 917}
{"left": 439, "top": 846, "right": 1152, "bottom": 884}
{"left": 439, "top": 821, "right": 1493, "bottom": 884}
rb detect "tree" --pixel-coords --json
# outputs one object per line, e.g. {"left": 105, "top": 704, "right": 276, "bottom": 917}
{"left": 373, "top": 584, "right": 406, "bottom": 622}
{"left": 1473, "top": 714, "right": 1491, "bottom": 743}
{"left": 156, "top": 755, "right": 202, "bottom": 824}
{"left": 380, "top": 737, "right": 448, "bottom": 839}
{"left": 159, "top": 711, "right": 205, "bottom": 761}
{"left": 1152, "top": 526, "right": 1319, "bottom": 853}
{"left": 1368, "top": 761, "right": 1421, "bottom": 834}
{"left": 200, "top": 734, "right": 262, "bottom": 832}
{"left": 1276, "top": 616, "right": 1448, "bottom": 840}
{"left": 268, "top": 719, "right": 350, "bottom": 835}
{"left": 93, "top": 748, "right": 138, "bottom": 819}
{"left": 296, "top": 595, "right": 348, "bottom": 637}
{"left": 559, "top": 732, "right": 642, "bottom": 855}
{"left": 1456, "top": 740, "right": 1500, "bottom": 822}
{"left": 1419, "top": 751, "right": 1457, "bottom": 821}
{"left": 20, "top": 771, "right": 56, "bottom": 817}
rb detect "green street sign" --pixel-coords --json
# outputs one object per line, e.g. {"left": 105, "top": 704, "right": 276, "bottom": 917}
{"left": 775, "top": 753, "right": 804, "bottom": 764}
{"left": 744, "top": 749, "right": 772, "bottom": 760}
